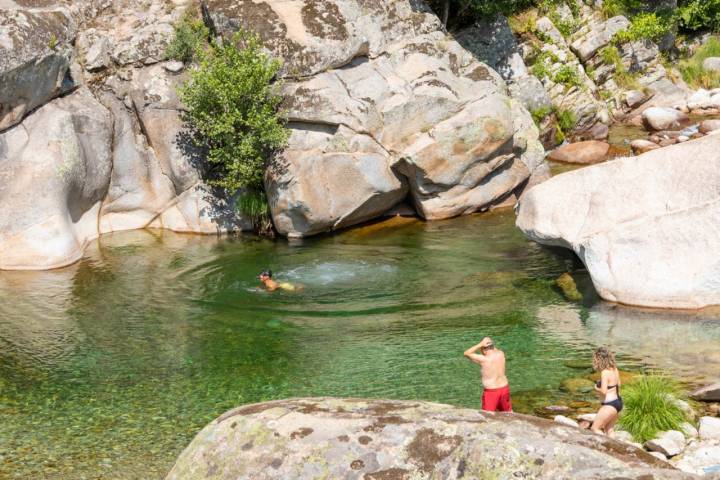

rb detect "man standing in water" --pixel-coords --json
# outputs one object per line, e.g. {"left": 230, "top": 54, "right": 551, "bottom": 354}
{"left": 258, "top": 270, "right": 298, "bottom": 292}
{"left": 464, "top": 337, "right": 512, "bottom": 412}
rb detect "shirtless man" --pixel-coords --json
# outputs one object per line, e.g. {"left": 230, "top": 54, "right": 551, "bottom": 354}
{"left": 258, "top": 270, "right": 297, "bottom": 292}
{"left": 464, "top": 337, "right": 512, "bottom": 412}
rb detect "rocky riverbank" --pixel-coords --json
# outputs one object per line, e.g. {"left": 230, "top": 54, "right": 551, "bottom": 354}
{"left": 166, "top": 397, "right": 714, "bottom": 479}
{"left": 0, "top": 0, "right": 549, "bottom": 270}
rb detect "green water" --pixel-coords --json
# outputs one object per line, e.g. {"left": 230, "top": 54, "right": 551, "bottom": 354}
{"left": 1, "top": 212, "right": 719, "bottom": 479}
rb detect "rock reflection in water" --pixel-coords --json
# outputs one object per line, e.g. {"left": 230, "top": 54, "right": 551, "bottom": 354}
{"left": 536, "top": 303, "right": 720, "bottom": 382}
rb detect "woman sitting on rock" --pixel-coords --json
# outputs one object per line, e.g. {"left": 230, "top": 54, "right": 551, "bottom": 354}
{"left": 591, "top": 346, "right": 623, "bottom": 437}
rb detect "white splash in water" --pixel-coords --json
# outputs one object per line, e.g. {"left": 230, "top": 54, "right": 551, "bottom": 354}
{"left": 284, "top": 261, "right": 397, "bottom": 286}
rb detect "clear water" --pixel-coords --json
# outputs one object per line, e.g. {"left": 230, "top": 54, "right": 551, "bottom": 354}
{"left": 1, "top": 212, "right": 719, "bottom": 479}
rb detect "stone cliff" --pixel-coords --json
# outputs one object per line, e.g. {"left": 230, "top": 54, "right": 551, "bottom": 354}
{"left": 0, "top": 0, "right": 547, "bottom": 268}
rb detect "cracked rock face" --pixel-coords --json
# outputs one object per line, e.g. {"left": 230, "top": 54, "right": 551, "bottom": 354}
{"left": 210, "top": 0, "right": 547, "bottom": 237}
{"left": 0, "top": 0, "right": 250, "bottom": 270}
{"left": 166, "top": 397, "right": 699, "bottom": 480}
{"left": 0, "top": 3, "right": 79, "bottom": 130}
{"left": 516, "top": 134, "right": 720, "bottom": 309}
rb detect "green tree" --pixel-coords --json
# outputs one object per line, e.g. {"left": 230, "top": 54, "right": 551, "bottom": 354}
{"left": 179, "top": 29, "right": 289, "bottom": 233}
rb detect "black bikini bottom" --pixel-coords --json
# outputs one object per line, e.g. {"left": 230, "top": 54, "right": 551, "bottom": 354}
{"left": 602, "top": 397, "right": 624, "bottom": 413}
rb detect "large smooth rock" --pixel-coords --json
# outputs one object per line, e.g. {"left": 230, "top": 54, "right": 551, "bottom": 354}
{"left": 699, "top": 417, "right": 720, "bottom": 441}
{"left": 454, "top": 15, "right": 527, "bottom": 82}
{"left": 166, "top": 397, "right": 697, "bottom": 480}
{"left": 642, "top": 107, "right": 691, "bottom": 131}
{"left": 547, "top": 141, "right": 610, "bottom": 164}
{"left": 0, "top": 5, "right": 79, "bottom": 130}
{"left": 645, "top": 430, "right": 686, "bottom": 457}
{"left": 0, "top": 88, "right": 112, "bottom": 270}
{"left": 216, "top": 0, "right": 547, "bottom": 236}
{"left": 100, "top": 63, "right": 250, "bottom": 235}
{"left": 516, "top": 134, "right": 720, "bottom": 309}
{"left": 570, "top": 16, "right": 631, "bottom": 62}
{"left": 674, "top": 444, "right": 720, "bottom": 475}
{"left": 688, "top": 89, "right": 713, "bottom": 110}
{"left": 700, "top": 120, "right": 720, "bottom": 135}
{"left": 703, "top": 57, "right": 720, "bottom": 72}
{"left": 691, "top": 383, "right": 720, "bottom": 402}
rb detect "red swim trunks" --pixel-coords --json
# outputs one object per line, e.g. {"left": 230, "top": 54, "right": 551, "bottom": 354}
{"left": 482, "top": 385, "right": 513, "bottom": 412}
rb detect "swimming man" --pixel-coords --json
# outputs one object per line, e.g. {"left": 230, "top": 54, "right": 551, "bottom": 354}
{"left": 464, "top": 337, "right": 513, "bottom": 412}
{"left": 258, "top": 270, "right": 297, "bottom": 292}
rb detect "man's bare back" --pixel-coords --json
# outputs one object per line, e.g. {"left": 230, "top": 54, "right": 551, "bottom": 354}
{"left": 464, "top": 337, "right": 512, "bottom": 412}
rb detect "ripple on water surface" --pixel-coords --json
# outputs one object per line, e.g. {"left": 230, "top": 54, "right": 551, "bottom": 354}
{"left": 0, "top": 212, "right": 719, "bottom": 479}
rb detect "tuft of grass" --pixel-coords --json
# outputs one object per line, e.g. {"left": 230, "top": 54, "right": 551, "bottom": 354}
{"left": 601, "top": 0, "right": 643, "bottom": 19}
{"left": 48, "top": 34, "right": 58, "bottom": 50}
{"left": 531, "top": 105, "right": 552, "bottom": 126}
{"left": 617, "top": 376, "right": 689, "bottom": 444}
{"left": 678, "top": 36, "right": 720, "bottom": 89}
{"left": 508, "top": 9, "right": 539, "bottom": 35}
{"left": 599, "top": 45, "right": 640, "bottom": 89}
{"left": 554, "top": 107, "right": 576, "bottom": 133}
{"left": 165, "top": 10, "right": 210, "bottom": 63}
{"left": 553, "top": 64, "right": 583, "bottom": 89}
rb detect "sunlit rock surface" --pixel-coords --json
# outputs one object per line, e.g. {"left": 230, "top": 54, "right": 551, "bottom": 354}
{"left": 167, "top": 397, "right": 700, "bottom": 480}
{"left": 210, "top": 0, "right": 547, "bottom": 236}
{"left": 517, "top": 134, "right": 720, "bottom": 309}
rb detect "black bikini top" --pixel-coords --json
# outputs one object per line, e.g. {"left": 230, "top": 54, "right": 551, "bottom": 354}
{"left": 596, "top": 380, "right": 618, "bottom": 389}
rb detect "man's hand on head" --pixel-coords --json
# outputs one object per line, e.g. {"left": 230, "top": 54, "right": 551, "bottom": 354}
{"left": 480, "top": 337, "right": 492, "bottom": 348}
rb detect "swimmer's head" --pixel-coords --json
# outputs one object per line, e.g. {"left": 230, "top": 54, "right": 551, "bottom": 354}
{"left": 259, "top": 270, "right": 273, "bottom": 281}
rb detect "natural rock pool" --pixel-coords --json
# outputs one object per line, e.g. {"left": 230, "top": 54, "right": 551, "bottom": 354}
{"left": 1, "top": 211, "right": 719, "bottom": 478}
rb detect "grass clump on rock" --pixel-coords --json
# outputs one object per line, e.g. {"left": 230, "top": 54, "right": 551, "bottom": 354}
{"left": 618, "top": 376, "right": 689, "bottom": 443}
{"left": 178, "top": 27, "right": 289, "bottom": 233}
{"left": 165, "top": 11, "right": 210, "bottom": 63}
{"left": 679, "top": 37, "right": 720, "bottom": 89}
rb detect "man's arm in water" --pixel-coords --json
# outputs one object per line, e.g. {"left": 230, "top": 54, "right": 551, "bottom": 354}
{"left": 464, "top": 337, "right": 492, "bottom": 366}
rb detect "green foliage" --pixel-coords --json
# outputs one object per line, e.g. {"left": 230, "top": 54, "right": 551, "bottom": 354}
{"left": 618, "top": 376, "right": 689, "bottom": 443}
{"left": 530, "top": 49, "right": 560, "bottom": 80}
{"left": 531, "top": 105, "right": 552, "bottom": 126}
{"left": 614, "top": 12, "right": 672, "bottom": 43}
{"left": 600, "top": 45, "right": 622, "bottom": 66}
{"left": 179, "top": 29, "right": 288, "bottom": 223}
{"left": 554, "top": 107, "right": 576, "bottom": 133}
{"left": 166, "top": 10, "right": 210, "bottom": 63}
{"left": 553, "top": 64, "right": 583, "bottom": 88}
{"left": 48, "top": 34, "right": 58, "bottom": 50}
{"left": 677, "top": 0, "right": 720, "bottom": 32}
{"left": 601, "top": 0, "right": 643, "bottom": 19}
{"left": 508, "top": 10, "right": 538, "bottom": 35}
{"left": 678, "top": 36, "right": 720, "bottom": 88}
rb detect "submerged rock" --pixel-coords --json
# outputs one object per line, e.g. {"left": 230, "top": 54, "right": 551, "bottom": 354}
{"left": 560, "top": 378, "right": 595, "bottom": 394}
{"left": 166, "top": 397, "right": 696, "bottom": 480}
{"left": 556, "top": 272, "right": 583, "bottom": 301}
{"left": 516, "top": 134, "right": 720, "bottom": 309}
